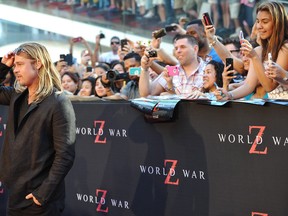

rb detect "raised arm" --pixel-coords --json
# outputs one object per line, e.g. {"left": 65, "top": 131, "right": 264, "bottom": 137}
{"left": 0, "top": 54, "right": 14, "bottom": 104}
{"left": 203, "top": 23, "right": 245, "bottom": 73}
{"left": 0, "top": 53, "right": 14, "bottom": 75}
{"left": 228, "top": 59, "right": 259, "bottom": 99}
{"left": 92, "top": 34, "right": 101, "bottom": 67}
{"left": 139, "top": 50, "right": 164, "bottom": 97}
{"left": 139, "top": 51, "right": 153, "bottom": 97}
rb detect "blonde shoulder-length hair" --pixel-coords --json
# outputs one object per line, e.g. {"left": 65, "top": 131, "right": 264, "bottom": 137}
{"left": 13, "top": 42, "right": 63, "bottom": 103}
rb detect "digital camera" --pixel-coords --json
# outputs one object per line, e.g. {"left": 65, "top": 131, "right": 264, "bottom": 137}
{"left": 148, "top": 50, "right": 157, "bottom": 58}
{"left": 60, "top": 54, "right": 73, "bottom": 66}
{"left": 99, "top": 33, "right": 105, "bottom": 39}
{"left": 106, "top": 70, "right": 129, "bottom": 82}
{"left": 165, "top": 25, "right": 177, "bottom": 32}
{"left": 153, "top": 28, "right": 167, "bottom": 39}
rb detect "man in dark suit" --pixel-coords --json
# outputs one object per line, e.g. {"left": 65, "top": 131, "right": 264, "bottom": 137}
{"left": 0, "top": 42, "right": 76, "bottom": 216}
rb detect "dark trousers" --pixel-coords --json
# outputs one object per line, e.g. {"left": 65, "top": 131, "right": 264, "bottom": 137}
{"left": 8, "top": 202, "right": 63, "bottom": 216}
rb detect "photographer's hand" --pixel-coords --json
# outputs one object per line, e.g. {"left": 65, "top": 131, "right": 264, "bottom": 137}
{"left": 240, "top": 39, "right": 257, "bottom": 58}
{"left": 202, "top": 19, "right": 215, "bottom": 44}
{"left": 133, "top": 41, "right": 146, "bottom": 57}
{"left": 222, "top": 64, "right": 236, "bottom": 91}
{"left": 173, "top": 23, "right": 186, "bottom": 34}
{"left": 141, "top": 54, "right": 150, "bottom": 71}
{"left": 163, "top": 67, "right": 173, "bottom": 84}
{"left": 151, "top": 35, "right": 161, "bottom": 49}
{"left": 122, "top": 39, "right": 134, "bottom": 55}
{"left": 142, "top": 50, "right": 157, "bottom": 70}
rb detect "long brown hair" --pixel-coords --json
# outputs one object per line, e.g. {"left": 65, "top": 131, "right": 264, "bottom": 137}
{"left": 256, "top": 1, "right": 288, "bottom": 62}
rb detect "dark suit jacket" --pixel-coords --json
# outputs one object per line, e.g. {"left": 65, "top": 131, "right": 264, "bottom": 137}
{"left": 0, "top": 62, "right": 76, "bottom": 209}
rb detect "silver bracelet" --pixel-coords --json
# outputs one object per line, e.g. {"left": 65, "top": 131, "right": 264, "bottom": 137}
{"left": 228, "top": 92, "right": 234, "bottom": 100}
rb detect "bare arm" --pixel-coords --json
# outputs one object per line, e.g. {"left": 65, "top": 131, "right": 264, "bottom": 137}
{"left": 150, "top": 61, "right": 165, "bottom": 75}
{"left": 266, "top": 62, "right": 288, "bottom": 88}
{"left": 157, "top": 48, "right": 178, "bottom": 66}
{"left": 139, "top": 68, "right": 151, "bottom": 97}
{"left": 69, "top": 38, "right": 74, "bottom": 55}
{"left": 250, "top": 43, "right": 288, "bottom": 92}
{"left": 150, "top": 31, "right": 178, "bottom": 66}
{"left": 92, "top": 35, "right": 101, "bottom": 67}
{"left": 81, "top": 38, "right": 93, "bottom": 57}
{"left": 150, "top": 76, "right": 167, "bottom": 96}
{"left": 204, "top": 23, "right": 245, "bottom": 73}
{"left": 228, "top": 60, "right": 259, "bottom": 99}
{"left": 139, "top": 52, "right": 155, "bottom": 97}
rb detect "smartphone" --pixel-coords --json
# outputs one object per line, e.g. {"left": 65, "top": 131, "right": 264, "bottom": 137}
{"left": 121, "top": 39, "right": 128, "bottom": 51}
{"left": 226, "top": 58, "right": 234, "bottom": 76}
{"left": 72, "top": 37, "right": 82, "bottom": 43}
{"left": 167, "top": 66, "right": 180, "bottom": 77}
{"left": 99, "top": 32, "right": 105, "bottom": 39}
{"left": 203, "top": 12, "right": 213, "bottom": 26}
{"left": 268, "top": 52, "right": 272, "bottom": 66}
{"left": 129, "top": 67, "right": 141, "bottom": 76}
{"left": 153, "top": 28, "right": 167, "bottom": 39}
{"left": 86, "top": 66, "right": 92, "bottom": 72}
{"left": 148, "top": 50, "right": 157, "bottom": 58}
{"left": 239, "top": 30, "right": 244, "bottom": 43}
{"left": 165, "top": 25, "right": 177, "bottom": 32}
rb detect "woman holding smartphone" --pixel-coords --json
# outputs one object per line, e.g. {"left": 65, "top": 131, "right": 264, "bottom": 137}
{"left": 204, "top": 1, "right": 288, "bottom": 100}
{"left": 237, "top": 1, "right": 288, "bottom": 99}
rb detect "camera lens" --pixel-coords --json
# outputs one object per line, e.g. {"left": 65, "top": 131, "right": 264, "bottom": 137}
{"left": 106, "top": 70, "right": 117, "bottom": 81}
{"left": 148, "top": 50, "right": 157, "bottom": 58}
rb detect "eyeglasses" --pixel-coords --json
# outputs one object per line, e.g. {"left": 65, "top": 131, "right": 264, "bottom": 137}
{"left": 111, "top": 41, "right": 120, "bottom": 45}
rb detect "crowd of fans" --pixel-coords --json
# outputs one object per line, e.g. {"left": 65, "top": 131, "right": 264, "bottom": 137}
{"left": 43, "top": 0, "right": 262, "bottom": 36}
{"left": 3, "top": 0, "right": 288, "bottom": 101}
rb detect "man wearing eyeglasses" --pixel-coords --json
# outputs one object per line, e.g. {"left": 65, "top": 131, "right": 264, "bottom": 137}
{"left": 93, "top": 35, "right": 121, "bottom": 65}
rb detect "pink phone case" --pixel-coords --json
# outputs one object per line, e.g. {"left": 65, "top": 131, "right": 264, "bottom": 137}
{"left": 167, "top": 66, "right": 179, "bottom": 76}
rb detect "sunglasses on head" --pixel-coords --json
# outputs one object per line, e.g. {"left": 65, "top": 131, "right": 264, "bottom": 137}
{"left": 13, "top": 47, "right": 26, "bottom": 54}
{"left": 111, "top": 41, "right": 120, "bottom": 45}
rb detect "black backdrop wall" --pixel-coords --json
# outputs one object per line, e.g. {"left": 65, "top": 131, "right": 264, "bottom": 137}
{"left": 0, "top": 100, "right": 287, "bottom": 216}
